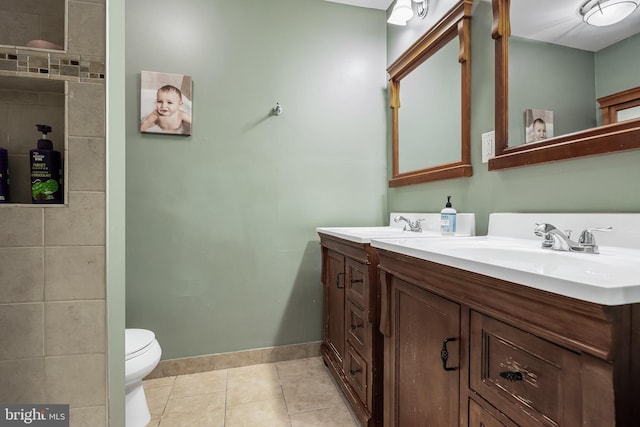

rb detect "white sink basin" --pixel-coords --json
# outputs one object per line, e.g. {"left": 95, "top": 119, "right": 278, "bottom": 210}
{"left": 451, "top": 243, "right": 638, "bottom": 283}
{"left": 452, "top": 245, "right": 637, "bottom": 283}
{"left": 316, "top": 226, "right": 443, "bottom": 243}
{"left": 317, "top": 213, "right": 476, "bottom": 243}
{"left": 370, "top": 213, "right": 640, "bottom": 306}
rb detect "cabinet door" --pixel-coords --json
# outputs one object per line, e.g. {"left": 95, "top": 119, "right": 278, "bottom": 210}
{"left": 387, "top": 278, "right": 460, "bottom": 427}
{"left": 325, "top": 250, "right": 345, "bottom": 362}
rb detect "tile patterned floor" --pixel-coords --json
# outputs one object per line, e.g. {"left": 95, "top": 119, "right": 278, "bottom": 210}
{"left": 143, "top": 356, "right": 359, "bottom": 427}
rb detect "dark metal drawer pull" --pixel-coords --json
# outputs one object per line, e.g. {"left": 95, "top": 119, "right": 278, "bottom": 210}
{"left": 350, "top": 279, "right": 363, "bottom": 284}
{"left": 499, "top": 371, "right": 523, "bottom": 382}
{"left": 440, "top": 338, "right": 457, "bottom": 371}
{"left": 336, "top": 272, "right": 345, "bottom": 288}
{"left": 349, "top": 368, "right": 361, "bottom": 375}
{"left": 351, "top": 323, "right": 363, "bottom": 330}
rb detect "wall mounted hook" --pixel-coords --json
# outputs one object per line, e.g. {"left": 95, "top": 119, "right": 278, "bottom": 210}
{"left": 272, "top": 102, "right": 283, "bottom": 116}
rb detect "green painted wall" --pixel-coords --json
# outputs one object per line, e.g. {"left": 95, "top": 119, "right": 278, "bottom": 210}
{"left": 508, "top": 31, "right": 640, "bottom": 137}
{"left": 595, "top": 32, "right": 640, "bottom": 111}
{"left": 125, "top": 0, "right": 388, "bottom": 359}
{"left": 399, "top": 37, "right": 461, "bottom": 172}
{"left": 508, "top": 37, "right": 596, "bottom": 146}
{"left": 387, "top": 0, "right": 640, "bottom": 236}
{"left": 107, "top": 0, "right": 126, "bottom": 423}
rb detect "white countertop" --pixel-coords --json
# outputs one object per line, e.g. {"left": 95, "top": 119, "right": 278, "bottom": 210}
{"left": 317, "top": 212, "right": 476, "bottom": 243}
{"left": 370, "top": 213, "right": 640, "bottom": 306}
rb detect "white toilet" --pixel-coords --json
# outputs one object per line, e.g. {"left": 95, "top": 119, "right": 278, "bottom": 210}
{"left": 125, "top": 328, "right": 162, "bottom": 427}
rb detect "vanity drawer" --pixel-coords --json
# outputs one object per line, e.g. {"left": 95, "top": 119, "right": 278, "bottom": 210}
{"left": 470, "top": 312, "right": 582, "bottom": 426}
{"left": 346, "top": 299, "right": 370, "bottom": 357}
{"left": 345, "top": 257, "right": 368, "bottom": 311}
{"left": 344, "top": 345, "right": 368, "bottom": 405}
{"left": 469, "top": 399, "right": 517, "bottom": 427}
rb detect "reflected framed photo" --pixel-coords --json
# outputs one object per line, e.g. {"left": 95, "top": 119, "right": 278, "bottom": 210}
{"left": 525, "top": 108, "right": 553, "bottom": 143}
{"left": 140, "top": 70, "right": 192, "bottom": 135}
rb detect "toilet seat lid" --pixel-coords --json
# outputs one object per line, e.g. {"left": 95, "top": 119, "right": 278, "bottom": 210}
{"left": 125, "top": 329, "right": 155, "bottom": 360}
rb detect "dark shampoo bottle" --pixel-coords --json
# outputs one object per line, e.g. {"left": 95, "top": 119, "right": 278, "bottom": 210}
{"left": 0, "top": 146, "right": 9, "bottom": 203}
{"left": 30, "top": 124, "right": 63, "bottom": 204}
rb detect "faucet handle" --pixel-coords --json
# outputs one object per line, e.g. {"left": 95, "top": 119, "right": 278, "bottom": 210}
{"left": 578, "top": 226, "right": 612, "bottom": 253}
{"left": 579, "top": 226, "right": 613, "bottom": 245}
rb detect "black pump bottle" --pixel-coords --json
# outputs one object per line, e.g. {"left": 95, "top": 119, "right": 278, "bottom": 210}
{"left": 30, "top": 124, "right": 63, "bottom": 204}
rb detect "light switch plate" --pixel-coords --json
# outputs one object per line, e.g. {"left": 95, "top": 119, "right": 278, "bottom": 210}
{"left": 481, "top": 130, "right": 495, "bottom": 163}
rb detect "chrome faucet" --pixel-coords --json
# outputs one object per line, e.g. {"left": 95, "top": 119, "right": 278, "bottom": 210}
{"left": 394, "top": 215, "right": 424, "bottom": 232}
{"left": 533, "top": 223, "right": 612, "bottom": 254}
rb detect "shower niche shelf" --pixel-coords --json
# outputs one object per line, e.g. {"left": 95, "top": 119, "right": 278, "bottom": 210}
{"left": 0, "top": 75, "right": 66, "bottom": 206}
{"left": 0, "top": 0, "right": 65, "bottom": 51}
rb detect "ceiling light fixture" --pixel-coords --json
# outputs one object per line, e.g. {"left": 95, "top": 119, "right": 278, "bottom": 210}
{"left": 580, "top": 0, "right": 640, "bottom": 26}
{"left": 387, "top": 0, "right": 429, "bottom": 26}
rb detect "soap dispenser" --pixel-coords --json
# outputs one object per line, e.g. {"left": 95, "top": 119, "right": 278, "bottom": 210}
{"left": 30, "top": 124, "right": 63, "bottom": 204}
{"left": 0, "top": 146, "right": 9, "bottom": 203}
{"left": 440, "top": 195, "right": 457, "bottom": 235}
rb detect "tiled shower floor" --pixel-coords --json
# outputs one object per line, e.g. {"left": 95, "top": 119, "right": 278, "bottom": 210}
{"left": 143, "top": 356, "right": 359, "bottom": 426}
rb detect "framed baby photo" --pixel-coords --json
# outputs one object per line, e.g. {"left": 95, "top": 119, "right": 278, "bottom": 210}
{"left": 140, "top": 70, "right": 193, "bottom": 135}
{"left": 525, "top": 108, "right": 553, "bottom": 143}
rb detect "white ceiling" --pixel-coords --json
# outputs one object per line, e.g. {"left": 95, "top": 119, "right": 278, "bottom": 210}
{"left": 509, "top": 0, "right": 640, "bottom": 52}
{"left": 323, "top": 0, "right": 640, "bottom": 52}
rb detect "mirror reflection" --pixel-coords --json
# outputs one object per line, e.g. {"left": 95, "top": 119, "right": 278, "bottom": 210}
{"left": 508, "top": 0, "right": 640, "bottom": 147}
{"left": 398, "top": 37, "right": 461, "bottom": 172}
{"left": 490, "top": 0, "right": 640, "bottom": 170}
{"left": 619, "top": 106, "right": 640, "bottom": 121}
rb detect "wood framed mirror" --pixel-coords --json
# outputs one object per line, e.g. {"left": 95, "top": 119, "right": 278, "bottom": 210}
{"left": 598, "top": 86, "right": 640, "bottom": 125}
{"left": 489, "top": 0, "right": 640, "bottom": 170}
{"left": 388, "top": 0, "right": 472, "bottom": 187}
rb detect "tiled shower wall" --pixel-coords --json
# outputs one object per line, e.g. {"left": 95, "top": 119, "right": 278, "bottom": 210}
{"left": 0, "top": 0, "right": 65, "bottom": 49}
{"left": 0, "top": 1, "right": 107, "bottom": 425}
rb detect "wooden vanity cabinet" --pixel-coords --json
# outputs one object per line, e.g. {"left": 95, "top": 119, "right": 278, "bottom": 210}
{"left": 319, "top": 233, "right": 383, "bottom": 427}
{"left": 383, "top": 277, "right": 461, "bottom": 426}
{"left": 377, "top": 248, "right": 640, "bottom": 427}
